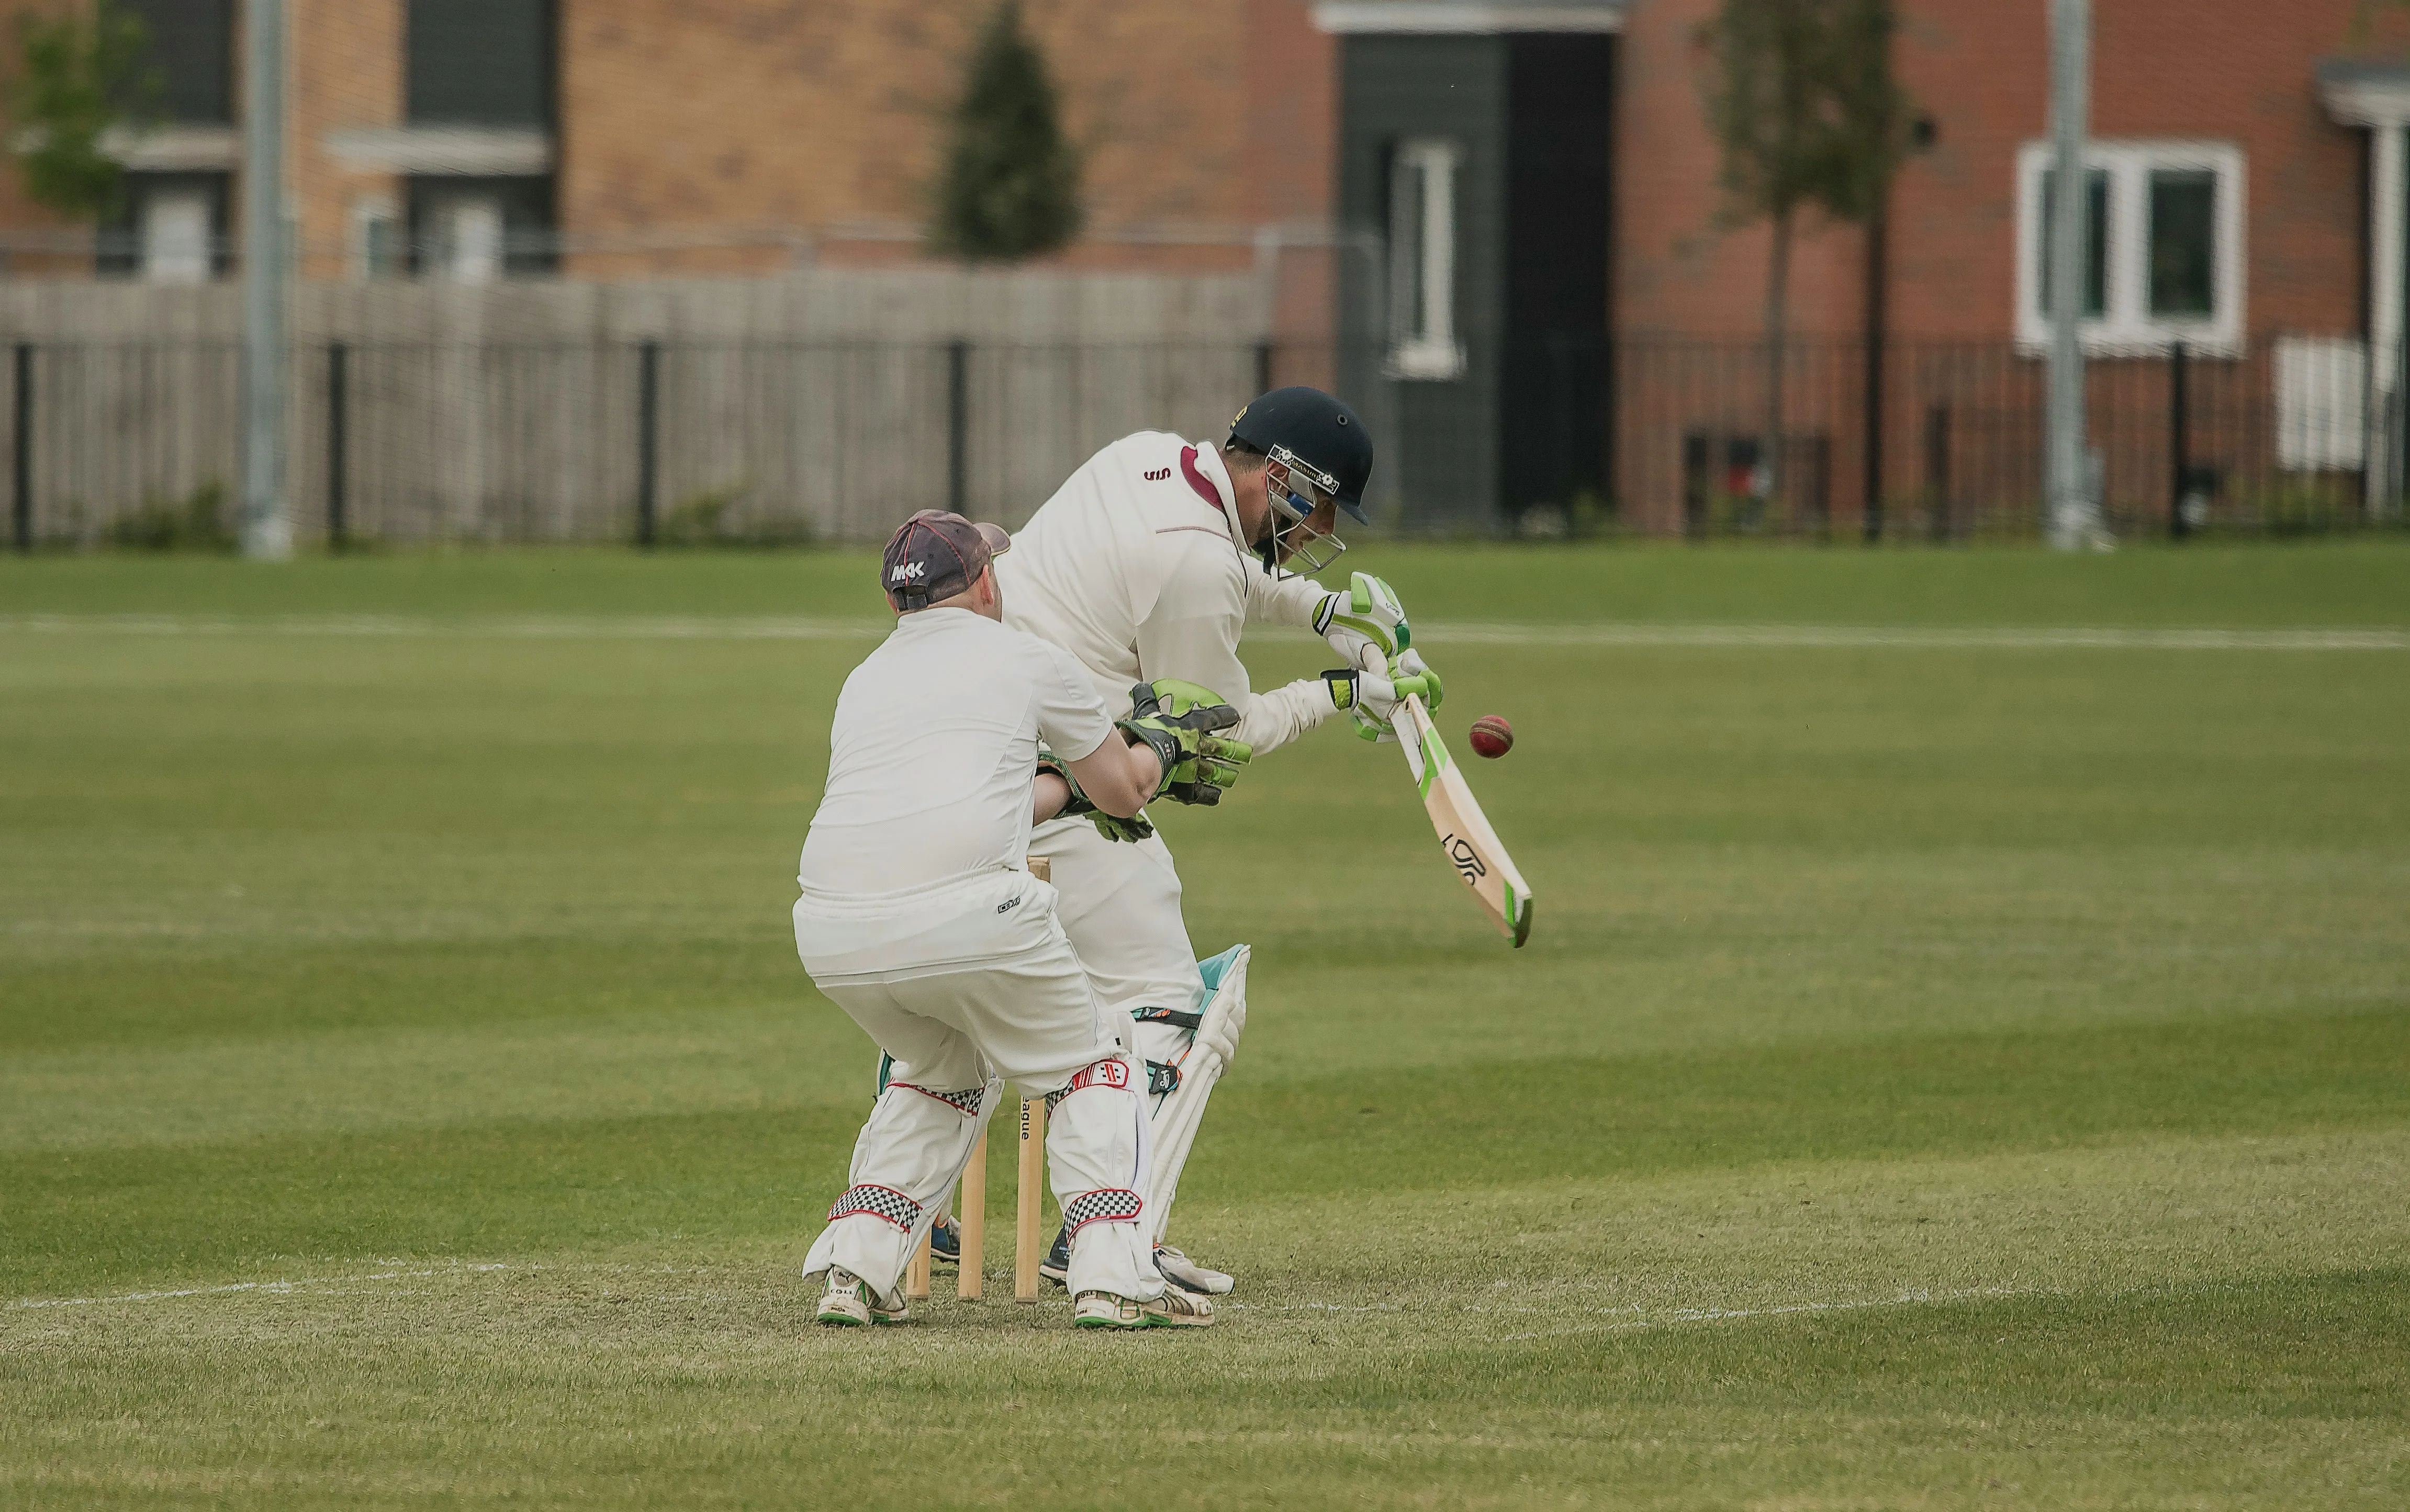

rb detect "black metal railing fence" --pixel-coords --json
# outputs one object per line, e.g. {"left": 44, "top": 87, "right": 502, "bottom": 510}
{"left": 3, "top": 333, "right": 2401, "bottom": 551}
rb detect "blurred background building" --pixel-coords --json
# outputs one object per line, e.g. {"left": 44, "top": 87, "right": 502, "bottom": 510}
{"left": 0, "top": 0, "right": 2405, "bottom": 548}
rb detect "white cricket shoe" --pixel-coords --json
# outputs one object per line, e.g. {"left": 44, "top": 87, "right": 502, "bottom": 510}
{"left": 1073, "top": 1288, "right": 1215, "bottom": 1329}
{"left": 815, "top": 1266, "right": 908, "bottom": 1327}
{"left": 1154, "top": 1246, "right": 1234, "bottom": 1296}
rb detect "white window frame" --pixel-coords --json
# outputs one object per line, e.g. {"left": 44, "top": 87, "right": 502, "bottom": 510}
{"left": 139, "top": 188, "right": 212, "bottom": 284}
{"left": 432, "top": 193, "right": 505, "bottom": 285}
{"left": 1386, "top": 138, "right": 1465, "bottom": 381}
{"left": 2014, "top": 139, "right": 2246, "bottom": 357}
{"left": 349, "top": 194, "right": 401, "bottom": 282}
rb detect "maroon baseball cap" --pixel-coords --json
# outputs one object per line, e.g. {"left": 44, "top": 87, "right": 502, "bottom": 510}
{"left": 882, "top": 510, "right": 1012, "bottom": 612}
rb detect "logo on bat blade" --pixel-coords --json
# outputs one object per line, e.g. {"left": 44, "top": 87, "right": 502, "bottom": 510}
{"left": 1442, "top": 833, "right": 1487, "bottom": 882}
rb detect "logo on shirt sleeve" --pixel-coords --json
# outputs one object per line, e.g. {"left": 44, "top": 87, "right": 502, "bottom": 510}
{"left": 1142, "top": 466, "right": 1171, "bottom": 482}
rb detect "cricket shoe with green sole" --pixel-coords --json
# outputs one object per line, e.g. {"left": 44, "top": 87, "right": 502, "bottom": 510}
{"left": 1040, "top": 1224, "right": 1232, "bottom": 1296}
{"left": 928, "top": 1214, "right": 961, "bottom": 1267}
{"left": 1073, "top": 1289, "right": 1215, "bottom": 1329}
{"left": 814, "top": 1266, "right": 909, "bottom": 1327}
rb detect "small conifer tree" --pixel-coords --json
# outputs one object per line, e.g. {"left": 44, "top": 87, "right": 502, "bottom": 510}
{"left": 929, "top": 1, "right": 1081, "bottom": 261}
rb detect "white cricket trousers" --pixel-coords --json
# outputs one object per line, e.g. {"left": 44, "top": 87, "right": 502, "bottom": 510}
{"left": 1026, "top": 815, "right": 1206, "bottom": 1020}
{"left": 793, "top": 866, "right": 1163, "bottom": 1310}
{"left": 1026, "top": 813, "right": 1208, "bottom": 1068}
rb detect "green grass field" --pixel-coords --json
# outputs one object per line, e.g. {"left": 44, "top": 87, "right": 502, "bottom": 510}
{"left": 4, "top": 541, "right": 2406, "bottom": 1509}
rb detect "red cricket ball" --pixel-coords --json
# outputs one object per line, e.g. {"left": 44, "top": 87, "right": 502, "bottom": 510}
{"left": 1469, "top": 715, "right": 1513, "bottom": 759}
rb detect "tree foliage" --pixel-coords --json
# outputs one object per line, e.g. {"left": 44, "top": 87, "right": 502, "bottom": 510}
{"left": 1697, "top": 0, "right": 1910, "bottom": 509}
{"left": 1701, "top": 0, "right": 1908, "bottom": 233}
{"left": 928, "top": 1, "right": 1081, "bottom": 262}
{"left": 8, "top": 1, "right": 159, "bottom": 221}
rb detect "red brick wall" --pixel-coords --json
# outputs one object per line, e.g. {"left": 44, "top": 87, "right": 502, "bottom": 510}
{"left": 1621, "top": 0, "right": 2395, "bottom": 347}
{"left": 1615, "top": 0, "right": 1867, "bottom": 341}
{"left": 557, "top": 0, "right": 1335, "bottom": 291}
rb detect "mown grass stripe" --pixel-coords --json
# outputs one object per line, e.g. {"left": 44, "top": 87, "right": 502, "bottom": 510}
{"left": 5, "top": 613, "right": 2407, "bottom": 650}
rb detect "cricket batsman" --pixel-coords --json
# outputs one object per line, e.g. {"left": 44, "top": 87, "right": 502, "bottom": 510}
{"left": 794, "top": 510, "right": 1250, "bottom": 1329}
{"left": 982, "top": 386, "right": 1439, "bottom": 1295}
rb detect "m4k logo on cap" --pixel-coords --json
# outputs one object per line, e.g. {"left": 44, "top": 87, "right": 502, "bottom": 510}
{"left": 889, "top": 562, "right": 926, "bottom": 583}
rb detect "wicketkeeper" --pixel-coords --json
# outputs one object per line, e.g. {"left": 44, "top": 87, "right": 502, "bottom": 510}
{"left": 794, "top": 510, "right": 1249, "bottom": 1329}
{"left": 986, "top": 386, "right": 1440, "bottom": 1295}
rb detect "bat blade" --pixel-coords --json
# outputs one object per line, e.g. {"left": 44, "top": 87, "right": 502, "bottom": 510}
{"left": 1394, "top": 693, "right": 1533, "bottom": 947}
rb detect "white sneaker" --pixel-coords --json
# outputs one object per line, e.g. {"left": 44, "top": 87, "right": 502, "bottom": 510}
{"left": 1154, "top": 1245, "right": 1234, "bottom": 1296}
{"left": 1073, "top": 1288, "right": 1215, "bottom": 1329}
{"left": 815, "top": 1266, "right": 908, "bottom": 1327}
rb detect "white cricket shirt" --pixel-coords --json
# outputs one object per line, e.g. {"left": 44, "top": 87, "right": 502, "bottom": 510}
{"left": 798, "top": 608, "right": 1116, "bottom": 896}
{"left": 996, "top": 431, "right": 1337, "bottom": 755}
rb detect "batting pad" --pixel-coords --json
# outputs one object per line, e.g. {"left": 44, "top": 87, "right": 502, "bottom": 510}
{"left": 1141, "top": 943, "right": 1249, "bottom": 1245}
{"left": 802, "top": 1072, "right": 1000, "bottom": 1308}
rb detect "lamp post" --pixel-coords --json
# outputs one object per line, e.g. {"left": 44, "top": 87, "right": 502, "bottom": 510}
{"left": 241, "top": 0, "right": 290, "bottom": 559}
{"left": 2046, "top": 0, "right": 2101, "bottom": 550}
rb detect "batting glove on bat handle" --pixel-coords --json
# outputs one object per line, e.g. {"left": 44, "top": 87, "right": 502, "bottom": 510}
{"left": 1322, "top": 664, "right": 1426, "bottom": 745}
{"left": 1394, "top": 649, "right": 1442, "bottom": 710}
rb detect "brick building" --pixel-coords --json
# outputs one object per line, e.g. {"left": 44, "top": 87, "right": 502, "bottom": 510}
{"left": 5, "top": 0, "right": 2408, "bottom": 534}
{"left": 0, "top": 0, "right": 1338, "bottom": 285}
{"left": 1613, "top": 0, "right": 2410, "bottom": 533}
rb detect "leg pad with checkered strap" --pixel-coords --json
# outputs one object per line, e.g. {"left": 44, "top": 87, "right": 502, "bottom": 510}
{"left": 827, "top": 1184, "right": 923, "bottom": 1233}
{"left": 1063, "top": 1187, "right": 1144, "bottom": 1234}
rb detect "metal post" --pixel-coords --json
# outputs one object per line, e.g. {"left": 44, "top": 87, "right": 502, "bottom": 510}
{"left": 10, "top": 344, "right": 29, "bottom": 552}
{"left": 1861, "top": 192, "right": 1889, "bottom": 544}
{"left": 1924, "top": 403, "right": 1951, "bottom": 543}
{"left": 2168, "top": 342, "right": 2189, "bottom": 540}
{"left": 635, "top": 341, "right": 660, "bottom": 547}
{"left": 2368, "top": 124, "right": 2407, "bottom": 520}
{"left": 326, "top": 342, "right": 349, "bottom": 551}
{"left": 2046, "top": 0, "right": 2098, "bottom": 550}
{"left": 1254, "top": 340, "right": 1275, "bottom": 399}
{"left": 240, "top": 0, "right": 290, "bottom": 558}
{"left": 946, "top": 340, "right": 970, "bottom": 515}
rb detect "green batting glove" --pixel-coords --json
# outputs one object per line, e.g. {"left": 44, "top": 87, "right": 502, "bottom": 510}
{"left": 1395, "top": 648, "right": 1442, "bottom": 710}
{"left": 1320, "top": 662, "right": 1428, "bottom": 745}
{"left": 1315, "top": 571, "right": 1413, "bottom": 671}
{"left": 1036, "top": 750, "right": 1155, "bottom": 842}
{"left": 1118, "top": 680, "right": 1253, "bottom": 806}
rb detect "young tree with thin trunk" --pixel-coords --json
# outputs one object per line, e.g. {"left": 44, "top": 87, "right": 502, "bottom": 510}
{"left": 1699, "top": 0, "right": 1910, "bottom": 518}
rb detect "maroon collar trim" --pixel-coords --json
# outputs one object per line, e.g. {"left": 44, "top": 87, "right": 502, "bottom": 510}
{"left": 1179, "top": 445, "right": 1225, "bottom": 514}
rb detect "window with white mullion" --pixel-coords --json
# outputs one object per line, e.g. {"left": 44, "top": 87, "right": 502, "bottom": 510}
{"left": 2016, "top": 140, "right": 2245, "bottom": 355}
{"left": 1387, "top": 138, "right": 1465, "bottom": 381}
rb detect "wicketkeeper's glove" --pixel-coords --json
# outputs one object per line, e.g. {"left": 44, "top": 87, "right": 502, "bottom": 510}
{"left": 1037, "top": 749, "right": 1155, "bottom": 843}
{"left": 1118, "top": 679, "right": 1252, "bottom": 806}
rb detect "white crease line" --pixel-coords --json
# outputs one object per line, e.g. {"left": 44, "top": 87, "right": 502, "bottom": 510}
{"left": 1492, "top": 1285, "right": 2034, "bottom": 1342}
{"left": 8, "top": 1263, "right": 522, "bottom": 1312}
{"left": 8, "top": 1280, "right": 296, "bottom": 1310}
{"left": 0, "top": 613, "right": 884, "bottom": 641}
{"left": 1419, "top": 624, "right": 2410, "bottom": 651}
{"left": 5, "top": 1260, "right": 754, "bottom": 1314}
{"left": 2, "top": 614, "right": 2404, "bottom": 651}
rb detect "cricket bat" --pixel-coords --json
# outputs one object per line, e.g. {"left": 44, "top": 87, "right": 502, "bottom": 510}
{"left": 1393, "top": 691, "right": 1534, "bottom": 947}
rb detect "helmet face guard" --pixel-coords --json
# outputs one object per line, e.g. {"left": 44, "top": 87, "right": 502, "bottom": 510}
{"left": 1260, "top": 444, "right": 1348, "bottom": 576}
